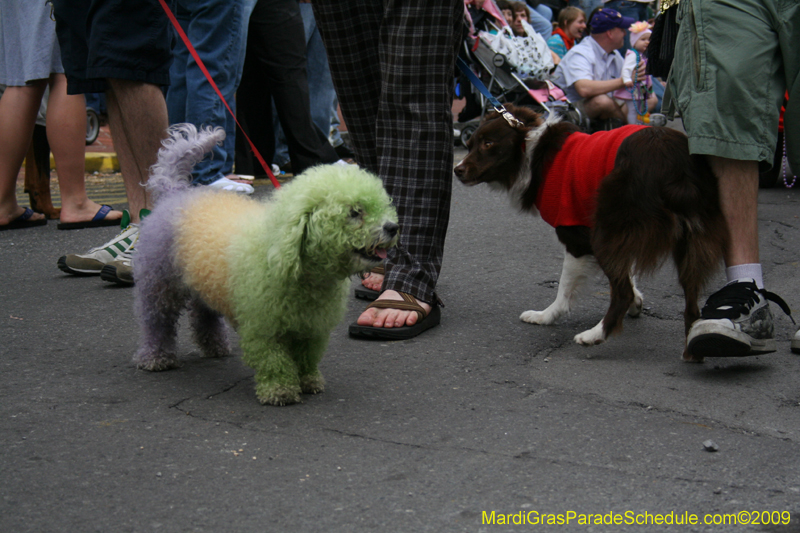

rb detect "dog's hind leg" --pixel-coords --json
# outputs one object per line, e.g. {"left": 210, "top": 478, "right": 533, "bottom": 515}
{"left": 521, "top": 252, "right": 595, "bottom": 325}
{"left": 133, "top": 287, "right": 184, "bottom": 371}
{"left": 189, "top": 297, "right": 231, "bottom": 360}
{"left": 133, "top": 250, "right": 185, "bottom": 371}
{"left": 574, "top": 319, "right": 606, "bottom": 345}
{"left": 575, "top": 270, "right": 635, "bottom": 346}
{"left": 674, "top": 234, "right": 723, "bottom": 363}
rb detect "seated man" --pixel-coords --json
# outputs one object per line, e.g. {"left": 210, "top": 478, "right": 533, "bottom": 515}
{"left": 551, "top": 8, "right": 653, "bottom": 125}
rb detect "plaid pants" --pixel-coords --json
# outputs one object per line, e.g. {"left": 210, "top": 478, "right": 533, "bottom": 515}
{"left": 313, "top": 0, "right": 464, "bottom": 305}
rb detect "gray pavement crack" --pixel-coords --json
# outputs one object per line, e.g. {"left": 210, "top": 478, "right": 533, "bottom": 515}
{"left": 168, "top": 376, "right": 251, "bottom": 413}
{"left": 322, "top": 427, "right": 784, "bottom": 495}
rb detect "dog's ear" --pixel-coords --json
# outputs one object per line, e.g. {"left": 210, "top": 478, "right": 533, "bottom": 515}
{"left": 272, "top": 207, "right": 310, "bottom": 280}
{"left": 504, "top": 104, "right": 543, "bottom": 128}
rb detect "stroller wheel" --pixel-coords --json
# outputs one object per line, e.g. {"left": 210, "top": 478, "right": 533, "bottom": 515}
{"left": 460, "top": 123, "right": 478, "bottom": 146}
{"left": 86, "top": 107, "right": 100, "bottom": 145}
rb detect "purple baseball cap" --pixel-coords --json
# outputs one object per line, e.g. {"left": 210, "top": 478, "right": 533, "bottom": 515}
{"left": 590, "top": 8, "right": 636, "bottom": 34}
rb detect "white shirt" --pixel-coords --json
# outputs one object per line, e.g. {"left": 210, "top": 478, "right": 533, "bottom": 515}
{"left": 551, "top": 35, "right": 624, "bottom": 103}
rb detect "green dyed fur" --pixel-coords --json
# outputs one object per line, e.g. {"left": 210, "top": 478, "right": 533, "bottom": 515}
{"left": 228, "top": 165, "right": 397, "bottom": 405}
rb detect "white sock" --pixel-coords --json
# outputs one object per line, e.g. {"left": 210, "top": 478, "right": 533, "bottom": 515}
{"left": 726, "top": 264, "right": 763, "bottom": 289}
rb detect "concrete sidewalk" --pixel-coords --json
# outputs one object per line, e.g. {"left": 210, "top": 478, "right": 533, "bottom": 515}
{"left": 2, "top": 145, "right": 800, "bottom": 532}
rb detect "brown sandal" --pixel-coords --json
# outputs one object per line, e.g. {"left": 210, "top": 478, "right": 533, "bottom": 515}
{"left": 349, "top": 292, "right": 441, "bottom": 340}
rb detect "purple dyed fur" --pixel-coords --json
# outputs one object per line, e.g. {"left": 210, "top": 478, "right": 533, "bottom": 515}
{"left": 133, "top": 190, "right": 231, "bottom": 370}
{"left": 133, "top": 125, "right": 230, "bottom": 370}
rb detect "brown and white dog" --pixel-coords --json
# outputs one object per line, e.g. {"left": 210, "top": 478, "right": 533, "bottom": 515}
{"left": 454, "top": 105, "right": 728, "bottom": 361}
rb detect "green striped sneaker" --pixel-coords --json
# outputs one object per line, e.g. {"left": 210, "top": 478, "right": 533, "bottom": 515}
{"left": 99, "top": 245, "right": 135, "bottom": 286}
{"left": 57, "top": 209, "right": 144, "bottom": 276}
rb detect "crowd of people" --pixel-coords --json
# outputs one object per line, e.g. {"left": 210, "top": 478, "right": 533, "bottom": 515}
{"left": 462, "top": 0, "right": 659, "bottom": 129}
{"left": 2, "top": 0, "right": 798, "bottom": 354}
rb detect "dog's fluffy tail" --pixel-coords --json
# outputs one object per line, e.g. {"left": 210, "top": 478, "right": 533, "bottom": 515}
{"left": 147, "top": 123, "right": 226, "bottom": 201}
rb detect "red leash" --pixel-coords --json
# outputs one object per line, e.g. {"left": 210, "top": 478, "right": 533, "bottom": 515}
{"left": 157, "top": 0, "right": 280, "bottom": 188}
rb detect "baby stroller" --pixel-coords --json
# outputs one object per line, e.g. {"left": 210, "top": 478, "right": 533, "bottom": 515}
{"left": 456, "top": 0, "right": 583, "bottom": 146}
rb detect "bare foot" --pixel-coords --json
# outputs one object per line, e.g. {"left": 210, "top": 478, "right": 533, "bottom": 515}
{"left": 0, "top": 206, "right": 45, "bottom": 226}
{"left": 361, "top": 271, "right": 383, "bottom": 292}
{"left": 356, "top": 290, "right": 432, "bottom": 329}
{"left": 58, "top": 201, "right": 123, "bottom": 225}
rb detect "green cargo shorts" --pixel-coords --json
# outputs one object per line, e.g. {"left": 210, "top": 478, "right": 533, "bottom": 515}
{"left": 665, "top": 0, "right": 799, "bottom": 169}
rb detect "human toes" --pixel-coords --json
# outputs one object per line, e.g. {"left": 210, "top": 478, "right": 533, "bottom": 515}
{"left": 361, "top": 273, "right": 383, "bottom": 291}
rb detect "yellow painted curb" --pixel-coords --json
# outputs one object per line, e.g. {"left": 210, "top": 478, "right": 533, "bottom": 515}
{"left": 47, "top": 152, "right": 120, "bottom": 173}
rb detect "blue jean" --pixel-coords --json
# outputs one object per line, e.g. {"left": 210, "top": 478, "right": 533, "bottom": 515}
{"left": 567, "top": 0, "right": 604, "bottom": 20}
{"left": 274, "top": 3, "right": 337, "bottom": 166}
{"left": 603, "top": 0, "right": 650, "bottom": 53}
{"left": 532, "top": 4, "right": 552, "bottom": 23}
{"left": 166, "top": 0, "right": 245, "bottom": 185}
{"left": 526, "top": 5, "right": 553, "bottom": 39}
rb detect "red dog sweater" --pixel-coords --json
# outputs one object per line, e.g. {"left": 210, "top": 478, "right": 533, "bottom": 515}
{"left": 535, "top": 125, "right": 647, "bottom": 227}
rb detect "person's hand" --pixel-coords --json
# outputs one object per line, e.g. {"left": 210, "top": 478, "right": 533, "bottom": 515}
{"left": 635, "top": 60, "right": 647, "bottom": 80}
{"left": 625, "top": 80, "right": 634, "bottom": 88}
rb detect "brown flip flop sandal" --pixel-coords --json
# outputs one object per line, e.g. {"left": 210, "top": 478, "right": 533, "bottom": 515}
{"left": 349, "top": 291, "right": 441, "bottom": 340}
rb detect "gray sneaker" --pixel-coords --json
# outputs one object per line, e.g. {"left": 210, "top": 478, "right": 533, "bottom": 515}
{"left": 100, "top": 249, "right": 134, "bottom": 286}
{"left": 792, "top": 328, "right": 800, "bottom": 355}
{"left": 57, "top": 209, "right": 147, "bottom": 276}
{"left": 687, "top": 280, "right": 792, "bottom": 358}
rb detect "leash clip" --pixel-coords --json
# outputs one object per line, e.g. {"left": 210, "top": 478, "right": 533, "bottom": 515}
{"left": 496, "top": 106, "right": 524, "bottom": 128}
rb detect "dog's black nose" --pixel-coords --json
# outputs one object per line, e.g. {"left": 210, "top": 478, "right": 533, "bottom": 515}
{"left": 453, "top": 164, "right": 464, "bottom": 178}
{"left": 383, "top": 221, "right": 399, "bottom": 238}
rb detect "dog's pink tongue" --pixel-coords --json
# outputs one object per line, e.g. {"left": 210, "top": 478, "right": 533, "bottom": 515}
{"left": 376, "top": 249, "right": 387, "bottom": 259}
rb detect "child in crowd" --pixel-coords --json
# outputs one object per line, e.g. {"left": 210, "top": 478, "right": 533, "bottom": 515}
{"left": 495, "top": 0, "right": 514, "bottom": 26}
{"left": 614, "top": 21, "right": 656, "bottom": 124}
{"left": 547, "top": 6, "right": 586, "bottom": 59}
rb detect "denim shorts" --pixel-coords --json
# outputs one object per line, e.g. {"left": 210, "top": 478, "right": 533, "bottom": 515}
{"left": 666, "top": 0, "right": 800, "bottom": 168}
{"left": 53, "top": 0, "right": 175, "bottom": 94}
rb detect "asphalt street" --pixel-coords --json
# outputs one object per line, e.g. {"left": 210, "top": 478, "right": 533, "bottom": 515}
{"left": 2, "top": 146, "right": 800, "bottom": 532}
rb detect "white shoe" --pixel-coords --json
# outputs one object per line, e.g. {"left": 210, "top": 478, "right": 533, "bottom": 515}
{"left": 686, "top": 280, "right": 790, "bottom": 357}
{"left": 57, "top": 209, "right": 140, "bottom": 275}
{"left": 207, "top": 176, "right": 254, "bottom": 195}
{"left": 792, "top": 328, "right": 800, "bottom": 354}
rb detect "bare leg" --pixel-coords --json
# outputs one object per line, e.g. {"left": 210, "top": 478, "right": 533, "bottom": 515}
{"left": 46, "top": 74, "right": 122, "bottom": 224}
{"left": 708, "top": 156, "right": 759, "bottom": 267}
{"left": 0, "top": 83, "right": 47, "bottom": 225}
{"left": 583, "top": 94, "right": 627, "bottom": 122}
{"left": 105, "top": 79, "right": 169, "bottom": 223}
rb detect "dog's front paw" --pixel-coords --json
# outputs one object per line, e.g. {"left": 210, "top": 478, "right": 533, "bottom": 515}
{"left": 520, "top": 309, "right": 557, "bottom": 325}
{"left": 574, "top": 323, "right": 606, "bottom": 346}
{"left": 133, "top": 350, "right": 180, "bottom": 371}
{"left": 300, "top": 373, "right": 325, "bottom": 395}
{"left": 256, "top": 383, "right": 302, "bottom": 406}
